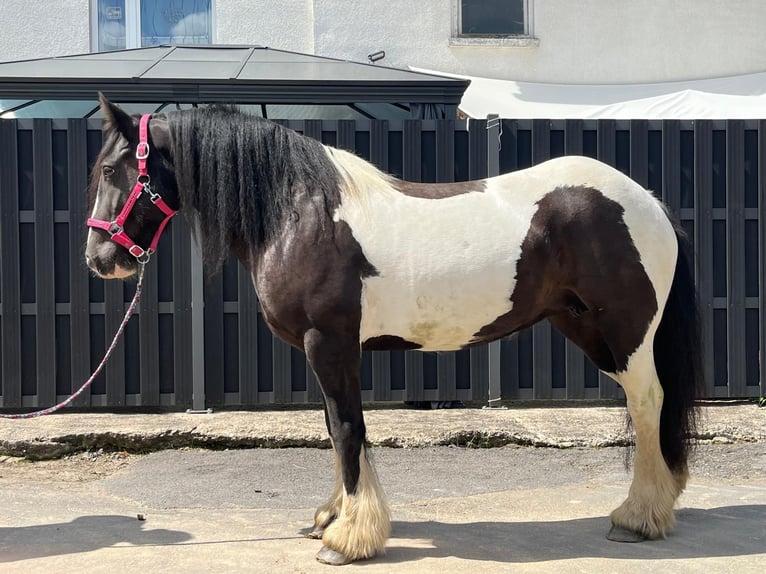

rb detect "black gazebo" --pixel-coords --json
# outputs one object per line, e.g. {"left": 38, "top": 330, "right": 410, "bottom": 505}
{"left": 0, "top": 44, "right": 469, "bottom": 120}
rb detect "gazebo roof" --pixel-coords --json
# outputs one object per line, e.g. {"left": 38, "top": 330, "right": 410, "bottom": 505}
{"left": 0, "top": 45, "right": 468, "bottom": 119}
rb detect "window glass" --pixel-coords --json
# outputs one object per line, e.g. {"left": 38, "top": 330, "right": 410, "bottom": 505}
{"left": 141, "top": 0, "right": 212, "bottom": 46}
{"left": 97, "top": 0, "right": 127, "bottom": 51}
{"left": 461, "top": 0, "right": 525, "bottom": 36}
{"left": 2, "top": 100, "right": 100, "bottom": 119}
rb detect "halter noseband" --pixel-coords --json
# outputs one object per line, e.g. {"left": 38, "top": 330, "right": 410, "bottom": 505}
{"left": 87, "top": 114, "right": 177, "bottom": 264}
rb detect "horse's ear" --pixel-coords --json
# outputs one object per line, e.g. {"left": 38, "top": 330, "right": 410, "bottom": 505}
{"left": 98, "top": 93, "right": 137, "bottom": 140}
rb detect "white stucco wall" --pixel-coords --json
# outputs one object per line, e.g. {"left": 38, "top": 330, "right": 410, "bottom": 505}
{"left": 1, "top": 0, "right": 764, "bottom": 83}
{"left": 0, "top": 0, "right": 90, "bottom": 62}
{"left": 215, "top": 0, "right": 314, "bottom": 52}
{"left": 312, "top": 0, "right": 766, "bottom": 83}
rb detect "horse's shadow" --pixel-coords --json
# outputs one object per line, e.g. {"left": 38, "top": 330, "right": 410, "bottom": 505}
{"left": 377, "top": 505, "right": 766, "bottom": 564}
{"left": 0, "top": 515, "right": 191, "bottom": 563}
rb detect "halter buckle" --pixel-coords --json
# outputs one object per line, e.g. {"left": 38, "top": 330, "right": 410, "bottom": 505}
{"left": 108, "top": 221, "right": 123, "bottom": 237}
{"left": 136, "top": 142, "right": 150, "bottom": 160}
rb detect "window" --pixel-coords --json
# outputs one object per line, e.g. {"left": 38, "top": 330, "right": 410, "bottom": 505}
{"left": 93, "top": 0, "right": 212, "bottom": 52}
{"left": 451, "top": 0, "right": 538, "bottom": 47}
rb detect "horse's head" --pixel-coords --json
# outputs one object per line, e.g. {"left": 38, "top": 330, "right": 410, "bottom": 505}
{"left": 85, "top": 95, "right": 178, "bottom": 279}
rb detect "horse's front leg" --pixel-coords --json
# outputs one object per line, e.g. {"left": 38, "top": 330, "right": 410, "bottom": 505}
{"left": 304, "top": 328, "right": 390, "bottom": 565}
{"left": 307, "top": 408, "right": 342, "bottom": 539}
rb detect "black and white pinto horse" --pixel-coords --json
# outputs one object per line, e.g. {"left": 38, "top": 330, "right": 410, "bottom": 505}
{"left": 86, "top": 97, "right": 701, "bottom": 565}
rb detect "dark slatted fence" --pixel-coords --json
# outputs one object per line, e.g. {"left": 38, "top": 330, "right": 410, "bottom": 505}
{"left": 0, "top": 117, "right": 764, "bottom": 410}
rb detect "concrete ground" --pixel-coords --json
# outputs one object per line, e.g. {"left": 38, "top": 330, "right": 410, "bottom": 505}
{"left": 0, "top": 402, "right": 764, "bottom": 573}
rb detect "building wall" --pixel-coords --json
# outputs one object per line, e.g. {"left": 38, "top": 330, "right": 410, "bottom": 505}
{"left": 312, "top": 0, "right": 766, "bottom": 83}
{"left": 1, "top": 1, "right": 765, "bottom": 83}
{"left": 0, "top": 0, "right": 90, "bottom": 61}
{"left": 215, "top": 0, "right": 314, "bottom": 53}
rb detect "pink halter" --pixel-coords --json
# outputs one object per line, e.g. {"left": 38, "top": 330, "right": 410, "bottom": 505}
{"left": 87, "top": 114, "right": 177, "bottom": 264}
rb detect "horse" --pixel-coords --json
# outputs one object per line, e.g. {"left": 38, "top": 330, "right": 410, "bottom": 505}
{"left": 85, "top": 95, "right": 702, "bottom": 565}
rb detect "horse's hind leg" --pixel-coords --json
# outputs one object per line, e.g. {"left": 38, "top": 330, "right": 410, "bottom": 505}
{"left": 609, "top": 335, "right": 684, "bottom": 541}
{"left": 551, "top": 306, "right": 683, "bottom": 541}
{"left": 304, "top": 329, "right": 390, "bottom": 565}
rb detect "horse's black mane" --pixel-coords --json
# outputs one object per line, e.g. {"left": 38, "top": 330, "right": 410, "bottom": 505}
{"left": 168, "top": 106, "right": 342, "bottom": 270}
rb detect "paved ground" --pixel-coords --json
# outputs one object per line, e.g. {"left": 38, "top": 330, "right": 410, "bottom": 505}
{"left": 0, "top": 402, "right": 764, "bottom": 573}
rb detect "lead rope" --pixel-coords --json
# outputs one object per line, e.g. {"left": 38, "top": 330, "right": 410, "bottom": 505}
{"left": 0, "top": 265, "right": 145, "bottom": 419}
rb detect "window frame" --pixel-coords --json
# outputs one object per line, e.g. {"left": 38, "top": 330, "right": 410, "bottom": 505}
{"left": 450, "top": 0, "right": 539, "bottom": 47}
{"left": 90, "top": 0, "right": 215, "bottom": 52}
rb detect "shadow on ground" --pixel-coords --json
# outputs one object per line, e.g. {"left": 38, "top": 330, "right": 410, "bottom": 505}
{"left": 376, "top": 505, "right": 766, "bottom": 564}
{"left": 0, "top": 515, "right": 191, "bottom": 563}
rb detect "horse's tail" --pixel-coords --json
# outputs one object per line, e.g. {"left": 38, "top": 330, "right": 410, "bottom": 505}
{"left": 653, "top": 218, "right": 703, "bottom": 473}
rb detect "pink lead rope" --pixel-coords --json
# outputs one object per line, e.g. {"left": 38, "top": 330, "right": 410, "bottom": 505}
{"left": 0, "top": 266, "right": 145, "bottom": 419}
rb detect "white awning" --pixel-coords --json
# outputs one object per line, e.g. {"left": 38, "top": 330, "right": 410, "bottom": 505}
{"left": 411, "top": 67, "right": 766, "bottom": 119}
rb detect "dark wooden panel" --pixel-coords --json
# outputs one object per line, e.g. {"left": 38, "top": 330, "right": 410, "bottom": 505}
{"left": 0, "top": 120, "right": 22, "bottom": 407}
{"left": 695, "top": 121, "right": 716, "bottom": 396}
{"left": 238, "top": 264, "right": 259, "bottom": 404}
{"left": 139, "top": 263, "right": 160, "bottom": 406}
{"left": 67, "top": 119, "right": 92, "bottom": 406}
{"left": 33, "top": 119, "right": 56, "bottom": 407}
{"left": 759, "top": 120, "right": 766, "bottom": 397}
{"left": 172, "top": 219, "right": 193, "bottom": 406}
{"left": 726, "top": 120, "right": 746, "bottom": 396}
{"left": 629, "top": 119, "right": 649, "bottom": 188}
{"left": 203, "top": 272, "right": 225, "bottom": 406}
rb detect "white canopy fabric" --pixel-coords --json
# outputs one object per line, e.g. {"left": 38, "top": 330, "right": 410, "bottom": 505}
{"left": 412, "top": 67, "right": 766, "bottom": 120}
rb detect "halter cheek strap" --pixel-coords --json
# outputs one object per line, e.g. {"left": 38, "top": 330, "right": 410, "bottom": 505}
{"left": 87, "top": 114, "right": 177, "bottom": 264}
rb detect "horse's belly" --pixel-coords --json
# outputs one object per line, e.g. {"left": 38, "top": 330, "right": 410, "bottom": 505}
{"left": 359, "top": 273, "right": 515, "bottom": 351}
{"left": 335, "top": 181, "right": 543, "bottom": 351}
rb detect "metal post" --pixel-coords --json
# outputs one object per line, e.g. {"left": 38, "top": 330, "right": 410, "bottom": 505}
{"left": 483, "top": 114, "right": 506, "bottom": 409}
{"left": 190, "top": 235, "right": 206, "bottom": 411}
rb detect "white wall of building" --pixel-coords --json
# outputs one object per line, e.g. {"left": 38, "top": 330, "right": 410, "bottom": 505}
{"left": 1, "top": 0, "right": 764, "bottom": 84}
{"left": 311, "top": 0, "right": 766, "bottom": 83}
{"left": 0, "top": 0, "right": 90, "bottom": 62}
{"left": 215, "top": 0, "right": 314, "bottom": 53}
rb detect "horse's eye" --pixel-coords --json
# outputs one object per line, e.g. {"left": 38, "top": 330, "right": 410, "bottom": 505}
{"left": 102, "top": 165, "right": 115, "bottom": 177}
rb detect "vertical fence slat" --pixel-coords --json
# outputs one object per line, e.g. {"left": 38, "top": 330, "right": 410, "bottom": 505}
{"left": 435, "top": 120, "right": 457, "bottom": 401}
{"left": 726, "top": 120, "right": 746, "bottom": 396}
{"left": 662, "top": 120, "right": 681, "bottom": 212}
{"left": 563, "top": 119, "right": 586, "bottom": 398}
{"left": 498, "top": 119, "right": 520, "bottom": 399}
{"left": 469, "top": 118, "right": 490, "bottom": 401}
{"left": 139, "top": 263, "right": 160, "bottom": 406}
{"left": 400, "top": 119, "right": 425, "bottom": 402}
{"left": 367, "top": 119, "right": 392, "bottom": 401}
{"left": 238, "top": 264, "right": 259, "bottom": 404}
{"left": 0, "top": 120, "right": 22, "bottom": 407}
{"left": 759, "top": 119, "right": 766, "bottom": 398}
{"left": 104, "top": 281, "right": 125, "bottom": 406}
{"left": 595, "top": 119, "right": 622, "bottom": 399}
{"left": 67, "top": 119, "right": 91, "bottom": 406}
{"left": 695, "top": 120, "right": 716, "bottom": 397}
{"left": 204, "top": 272, "right": 225, "bottom": 406}
{"left": 32, "top": 119, "right": 56, "bottom": 407}
{"left": 630, "top": 119, "right": 649, "bottom": 187}
{"left": 272, "top": 337, "right": 293, "bottom": 403}
{"left": 531, "top": 119, "right": 553, "bottom": 399}
{"left": 337, "top": 120, "right": 355, "bottom": 152}
{"left": 303, "top": 119, "right": 322, "bottom": 142}
{"left": 172, "top": 218, "right": 193, "bottom": 407}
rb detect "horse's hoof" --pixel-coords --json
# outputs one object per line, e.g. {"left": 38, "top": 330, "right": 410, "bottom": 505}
{"left": 316, "top": 545, "right": 352, "bottom": 566}
{"left": 607, "top": 524, "right": 648, "bottom": 543}
{"left": 307, "top": 526, "right": 325, "bottom": 540}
